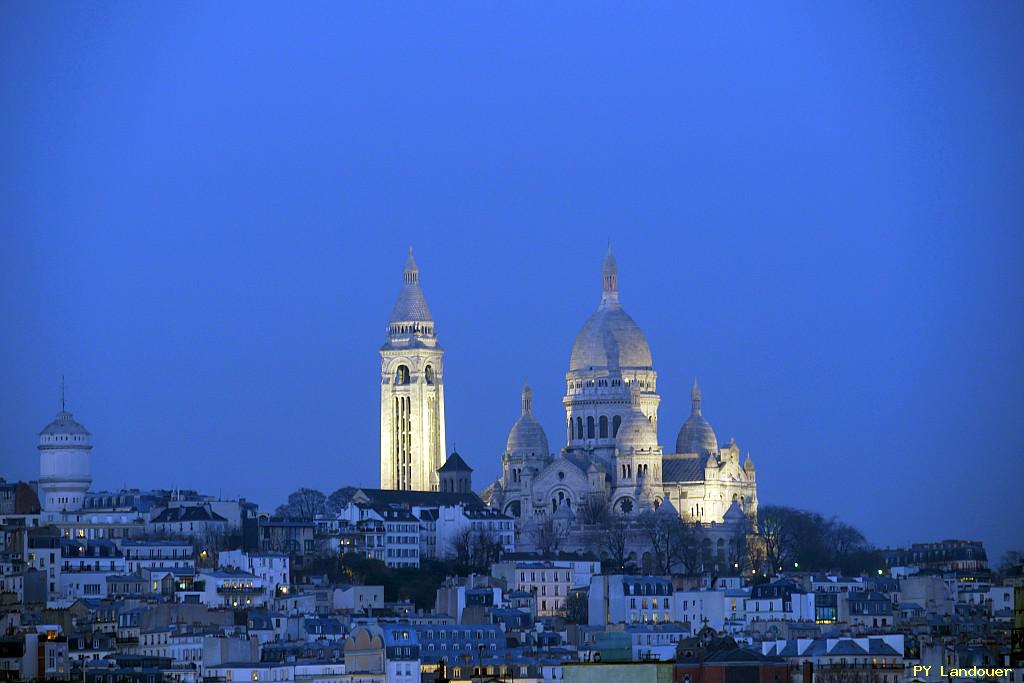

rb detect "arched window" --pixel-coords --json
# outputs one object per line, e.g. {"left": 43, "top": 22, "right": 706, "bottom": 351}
{"left": 576, "top": 417, "right": 584, "bottom": 441}
{"left": 599, "top": 416, "right": 608, "bottom": 439}
{"left": 618, "top": 498, "right": 634, "bottom": 514}
{"left": 395, "top": 365, "right": 410, "bottom": 385}
{"left": 570, "top": 419, "right": 575, "bottom": 440}
{"left": 587, "top": 416, "right": 595, "bottom": 439}
{"left": 612, "top": 415, "right": 622, "bottom": 438}
{"left": 424, "top": 365, "right": 434, "bottom": 385}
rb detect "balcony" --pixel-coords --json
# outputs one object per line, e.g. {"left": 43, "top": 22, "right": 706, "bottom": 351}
{"left": 216, "top": 585, "right": 263, "bottom": 594}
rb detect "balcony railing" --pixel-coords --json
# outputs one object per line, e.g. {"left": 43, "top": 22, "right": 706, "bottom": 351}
{"left": 216, "top": 585, "right": 263, "bottom": 594}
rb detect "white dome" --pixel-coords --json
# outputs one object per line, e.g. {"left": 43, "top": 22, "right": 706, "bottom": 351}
{"left": 675, "top": 378, "right": 718, "bottom": 455}
{"left": 616, "top": 386, "right": 658, "bottom": 452}
{"left": 570, "top": 306, "right": 653, "bottom": 372}
{"left": 569, "top": 245, "right": 652, "bottom": 373}
{"left": 675, "top": 414, "right": 718, "bottom": 455}
{"left": 506, "top": 383, "right": 549, "bottom": 458}
{"left": 507, "top": 414, "right": 549, "bottom": 458}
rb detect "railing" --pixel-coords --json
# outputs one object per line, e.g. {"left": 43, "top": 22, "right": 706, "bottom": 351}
{"left": 216, "top": 585, "right": 264, "bottom": 594}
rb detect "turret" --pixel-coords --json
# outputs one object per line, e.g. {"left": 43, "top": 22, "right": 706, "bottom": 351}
{"left": 437, "top": 451, "right": 473, "bottom": 494}
{"left": 38, "top": 385, "right": 92, "bottom": 512}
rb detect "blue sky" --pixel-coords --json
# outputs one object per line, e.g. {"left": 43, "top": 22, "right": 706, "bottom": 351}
{"left": 1, "top": 2, "right": 1022, "bottom": 559}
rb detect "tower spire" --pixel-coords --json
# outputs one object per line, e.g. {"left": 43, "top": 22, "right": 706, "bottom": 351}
{"left": 601, "top": 242, "right": 619, "bottom": 306}
{"left": 60, "top": 375, "right": 65, "bottom": 413}
{"left": 691, "top": 376, "right": 702, "bottom": 415}
{"left": 403, "top": 246, "right": 419, "bottom": 285}
{"left": 521, "top": 379, "right": 533, "bottom": 415}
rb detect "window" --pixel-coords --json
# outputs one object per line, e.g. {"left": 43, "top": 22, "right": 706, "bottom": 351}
{"left": 587, "top": 416, "right": 595, "bottom": 438}
{"left": 612, "top": 415, "right": 622, "bottom": 437}
{"left": 599, "top": 416, "right": 608, "bottom": 438}
{"left": 395, "top": 365, "right": 410, "bottom": 385}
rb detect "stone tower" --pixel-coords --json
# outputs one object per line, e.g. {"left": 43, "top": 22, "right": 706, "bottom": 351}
{"left": 380, "top": 248, "right": 446, "bottom": 491}
{"left": 38, "top": 389, "right": 92, "bottom": 512}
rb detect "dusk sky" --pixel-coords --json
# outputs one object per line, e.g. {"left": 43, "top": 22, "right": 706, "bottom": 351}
{"left": 2, "top": 3, "right": 1021, "bottom": 559}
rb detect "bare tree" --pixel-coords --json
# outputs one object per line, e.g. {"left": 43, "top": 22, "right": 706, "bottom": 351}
{"left": 471, "top": 526, "right": 504, "bottom": 569}
{"left": 577, "top": 495, "right": 612, "bottom": 526}
{"left": 449, "top": 526, "right": 504, "bottom": 574}
{"left": 636, "top": 511, "right": 704, "bottom": 576}
{"left": 561, "top": 588, "right": 588, "bottom": 624}
{"left": 725, "top": 530, "right": 751, "bottom": 575}
{"left": 595, "top": 513, "right": 633, "bottom": 573}
{"left": 327, "top": 487, "right": 357, "bottom": 514}
{"left": 531, "top": 517, "right": 568, "bottom": 555}
{"left": 275, "top": 488, "right": 328, "bottom": 520}
{"left": 673, "top": 523, "right": 704, "bottom": 576}
{"left": 757, "top": 506, "right": 797, "bottom": 573}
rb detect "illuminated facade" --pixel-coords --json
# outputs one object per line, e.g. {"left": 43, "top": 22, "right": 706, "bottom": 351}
{"left": 379, "top": 249, "right": 447, "bottom": 491}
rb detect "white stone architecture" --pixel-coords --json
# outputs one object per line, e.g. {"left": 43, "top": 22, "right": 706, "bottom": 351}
{"left": 37, "top": 400, "right": 92, "bottom": 513}
{"left": 380, "top": 248, "right": 447, "bottom": 491}
{"left": 485, "top": 246, "right": 759, "bottom": 526}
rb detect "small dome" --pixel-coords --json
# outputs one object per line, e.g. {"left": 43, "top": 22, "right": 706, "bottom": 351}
{"left": 506, "top": 382, "right": 549, "bottom": 458}
{"left": 616, "top": 385, "right": 658, "bottom": 452}
{"left": 676, "top": 414, "right": 718, "bottom": 455}
{"left": 675, "top": 377, "right": 718, "bottom": 455}
{"left": 39, "top": 411, "right": 91, "bottom": 438}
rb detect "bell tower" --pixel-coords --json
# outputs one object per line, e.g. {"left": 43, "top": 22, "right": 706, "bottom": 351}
{"left": 380, "top": 248, "right": 446, "bottom": 491}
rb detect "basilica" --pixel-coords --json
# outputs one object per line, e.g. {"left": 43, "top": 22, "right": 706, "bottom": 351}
{"left": 379, "top": 245, "right": 759, "bottom": 532}
{"left": 483, "top": 246, "right": 758, "bottom": 528}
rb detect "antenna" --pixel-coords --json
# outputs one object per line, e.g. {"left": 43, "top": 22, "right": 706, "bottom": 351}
{"left": 60, "top": 375, "right": 66, "bottom": 412}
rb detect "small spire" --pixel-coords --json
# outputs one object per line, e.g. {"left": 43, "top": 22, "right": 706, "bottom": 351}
{"left": 521, "top": 379, "right": 533, "bottom": 415}
{"left": 691, "top": 376, "right": 702, "bottom": 415}
{"left": 403, "top": 247, "right": 419, "bottom": 285}
{"left": 601, "top": 242, "right": 619, "bottom": 305}
{"left": 60, "top": 375, "right": 66, "bottom": 413}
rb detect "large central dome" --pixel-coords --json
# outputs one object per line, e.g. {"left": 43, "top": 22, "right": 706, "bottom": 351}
{"left": 568, "top": 246, "right": 653, "bottom": 372}
{"left": 570, "top": 307, "right": 653, "bottom": 371}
